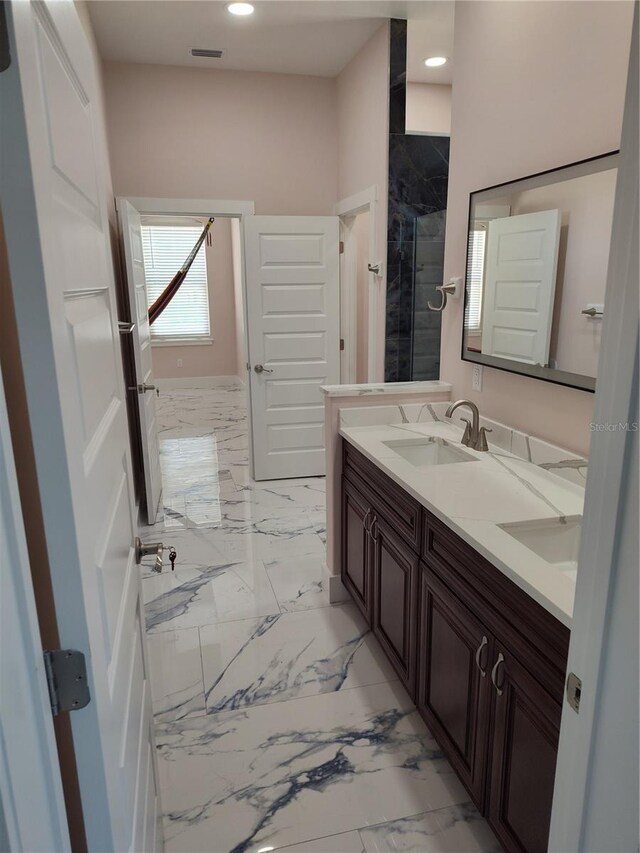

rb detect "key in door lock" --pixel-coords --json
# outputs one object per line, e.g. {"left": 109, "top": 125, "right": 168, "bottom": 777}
{"left": 134, "top": 538, "right": 177, "bottom": 573}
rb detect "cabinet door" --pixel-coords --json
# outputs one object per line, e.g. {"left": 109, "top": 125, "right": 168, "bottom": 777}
{"left": 417, "top": 565, "right": 492, "bottom": 807}
{"left": 487, "top": 644, "right": 562, "bottom": 853}
{"left": 371, "top": 516, "right": 419, "bottom": 695}
{"left": 341, "top": 479, "right": 372, "bottom": 623}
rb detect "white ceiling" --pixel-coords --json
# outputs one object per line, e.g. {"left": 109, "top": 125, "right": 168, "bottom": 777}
{"left": 87, "top": 0, "right": 455, "bottom": 79}
{"left": 407, "top": 6, "right": 455, "bottom": 85}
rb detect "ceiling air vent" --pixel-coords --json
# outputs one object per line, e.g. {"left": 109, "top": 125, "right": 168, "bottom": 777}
{"left": 191, "top": 48, "right": 224, "bottom": 59}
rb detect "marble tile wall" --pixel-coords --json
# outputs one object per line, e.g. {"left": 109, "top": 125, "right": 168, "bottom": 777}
{"left": 385, "top": 19, "right": 450, "bottom": 383}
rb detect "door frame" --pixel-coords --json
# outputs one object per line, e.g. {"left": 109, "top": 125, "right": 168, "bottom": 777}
{"left": 116, "top": 196, "right": 256, "bottom": 474}
{"left": 336, "top": 186, "right": 379, "bottom": 383}
{"left": 0, "top": 372, "right": 70, "bottom": 852}
{"left": 548, "top": 14, "right": 638, "bottom": 850}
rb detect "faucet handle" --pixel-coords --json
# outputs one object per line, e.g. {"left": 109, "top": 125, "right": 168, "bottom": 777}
{"left": 476, "top": 427, "right": 492, "bottom": 452}
{"left": 460, "top": 417, "right": 473, "bottom": 447}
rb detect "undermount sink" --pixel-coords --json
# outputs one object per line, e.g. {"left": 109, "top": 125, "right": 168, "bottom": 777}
{"left": 383, "top": 436, "right": 476, "bottom": 467}
{"left": 498, "top": 516, "right": 582, "bottom": 576}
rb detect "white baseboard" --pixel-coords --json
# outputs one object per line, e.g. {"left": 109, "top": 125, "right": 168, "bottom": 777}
{"left": 323, "top": 564, "right": 350, "bottom": 604}
{"left": 156, "top": 375, "right": 243, "bottom": 390}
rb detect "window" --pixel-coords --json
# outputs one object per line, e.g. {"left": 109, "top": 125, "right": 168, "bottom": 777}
{"left": 465, "top": 227, "right": 486, "bottom": 332}
{"left": 141, "top": 225, "right": 211, "bottom": 341}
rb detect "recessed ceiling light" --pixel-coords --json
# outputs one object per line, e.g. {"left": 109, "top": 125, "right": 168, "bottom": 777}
{"left": 227, "top": 2, "right": 254, "bottom": 15}
{"left": 424, "top": 56, "right": 448, "bottom": 67}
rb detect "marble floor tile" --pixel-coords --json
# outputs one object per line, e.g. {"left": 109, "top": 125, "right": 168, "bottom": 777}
{"left": 199, "top": 604, "right": 397, "bottom": 713}
{"left": 144, "top": 560, "right": 281, "bottom": 633}
{"left": 156, "top": 681, "right": 470, "bottom": 853}
{"left": 146, "top": 627, "right": 205, "bottom": 723}
{"left": 358, "top": 802, "right": 501, "bottom": 852}
{"left": 264, "top": 554, "right": 329, "bottom": 612}
{"left": 277, "top": 830, "right": 364, "bottom": 852}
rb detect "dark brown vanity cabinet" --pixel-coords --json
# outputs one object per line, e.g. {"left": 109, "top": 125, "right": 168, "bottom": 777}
{"left": 341, "top": 478, "right": 373, "bottom": 622}
{"left": 370, "top": 517, "right": 419, "bottom": 694}
{"left": 340, "top": 440, "right": 570, "bottom": 853}
{"left": 417, "top": 567, "right": 492, "bottom": 806}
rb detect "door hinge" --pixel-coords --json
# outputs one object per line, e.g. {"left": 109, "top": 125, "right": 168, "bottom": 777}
{"left": 566, "top": 671, "right": 582, "bottom": 714}
{"left": 340, "top": 338, "right": 345, "bottom": 351}
{"left": 339, "top": 240, "right": 344, "bottom": 254}
{"left": 44, "top": 650, "right": 91, "bottom": 716}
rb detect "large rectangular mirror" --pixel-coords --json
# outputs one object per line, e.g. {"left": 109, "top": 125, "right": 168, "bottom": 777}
{"left": 462, "top": 152, "right": 619, "bottom": 391}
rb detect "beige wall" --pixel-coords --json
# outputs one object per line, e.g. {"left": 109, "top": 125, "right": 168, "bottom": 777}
{"left": 103, "top": 62, "right": 338, "bottom": 215}
{"left": 337, "top": 23, "right": 389, "bottom": 380}
{"left": 441, "top": 0, "right": 633, "bottom": 456}
{"left": 150, "top": 217, "right": 240, "bottom": 379}
{"left": 406, "top": 83, "right": 451, "bottom": 136}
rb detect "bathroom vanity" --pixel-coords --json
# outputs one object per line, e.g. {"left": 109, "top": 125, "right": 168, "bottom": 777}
{"left": 339, "top": 414, "right": 585, "bottom": 853}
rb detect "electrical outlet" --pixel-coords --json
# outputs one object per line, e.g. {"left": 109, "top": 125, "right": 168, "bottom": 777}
{"left": 472, "top": 364, "right": 483, "bottom": 392}
{"left": 177, "top": 358, "right": 183, "bottom": 369}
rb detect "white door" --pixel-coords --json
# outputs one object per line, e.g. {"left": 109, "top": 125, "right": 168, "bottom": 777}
{"left": 0, "top": 3, "right": 160, "bottom": 851}
{"left": 482, "top": 209, "right": 561, "bottom": 365}
{"left": 0, "top": 379, "right": 70, "bottom": 852}
{"left": 118, "top": 199, "right": 163, "bottom": 524}
{"left": 244, "top": 216, "right": 340, "bottom": 480}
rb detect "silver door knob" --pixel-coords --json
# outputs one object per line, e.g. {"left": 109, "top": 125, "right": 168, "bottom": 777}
{"left": 128, "top": 383, "right": 158, "bottom": 395}
{"left": 134, "top": 537, "right": 163, "bottom": 573}
{"left": 254, "top": 364, "right": 273, "bottom": 374}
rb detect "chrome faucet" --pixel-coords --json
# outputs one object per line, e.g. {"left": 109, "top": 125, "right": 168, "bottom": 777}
{"left": 445, "top": 400, "right": 492, "bottom": 451}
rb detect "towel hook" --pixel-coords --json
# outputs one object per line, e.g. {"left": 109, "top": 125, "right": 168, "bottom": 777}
{"left": 427, "top": 278, "right": 462, "bottom": 312}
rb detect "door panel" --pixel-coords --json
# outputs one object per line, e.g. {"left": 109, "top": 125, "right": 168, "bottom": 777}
{"left": 488, "top": 644, "right": 562, "bottom": 853}
{"left": 341, "top": 479, "right": 371, "bottom": 623}
{"left": 482, "top": 209, "right": 561, "bottom": 366}
{"left": 417, "top": 565, "right": 492, "bottom": 807}
{"left": 1, "top": 3, "right": 159, "bottom": 849}
{"left": 118, "top": 199, "right": 163, "bottom": 524}
{"left": 244, "top": 216, "right": 340, "bottom": 480}
{"left": 371, "top": 518, "right": 418, "bottom": 695}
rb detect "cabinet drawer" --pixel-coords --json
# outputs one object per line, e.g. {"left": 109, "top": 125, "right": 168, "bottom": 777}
{"left": 422, "top": 513, "right": 569, "bottom": 702}
{"left": 343, "top": 441, "right": 421, "bottom": 552}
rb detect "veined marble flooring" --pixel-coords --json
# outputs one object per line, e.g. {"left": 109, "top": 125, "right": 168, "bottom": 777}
{"left": 140, "top": 381, "right": 499, "bottom": 853}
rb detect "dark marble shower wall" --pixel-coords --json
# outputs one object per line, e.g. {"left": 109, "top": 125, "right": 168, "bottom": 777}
{"left": 385, "top": 19, "right": 450, "bottom": 382}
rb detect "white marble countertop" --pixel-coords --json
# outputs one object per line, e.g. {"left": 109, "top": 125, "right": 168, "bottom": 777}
{"left": 321, "top": 381, "right": 452, "bottom": 397}
{"left": 340, "top": 420, "right": 584, "bottom": 627}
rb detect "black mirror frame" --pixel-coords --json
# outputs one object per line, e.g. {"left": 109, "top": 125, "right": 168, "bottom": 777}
{"left": 461, "top": 150, "right": 620, "bottom": 394}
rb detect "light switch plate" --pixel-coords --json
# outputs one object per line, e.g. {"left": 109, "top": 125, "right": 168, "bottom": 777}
{"left": 472, "top": 364, "right": 483, "bottom": 392}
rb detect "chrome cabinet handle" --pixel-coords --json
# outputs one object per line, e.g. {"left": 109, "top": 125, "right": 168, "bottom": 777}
{"left": 254, "top": 364, "right": 273, "bottom": 374}
{"left": 475, "top": 636, "right": 488, "bottom": 677}
{"left": 491, "top": 653, "right": 505, "bottom": 696}
{"left": 134, "top": 537, "right": 163, "bottom": 573}
{"left": 369, "top": 515, "right": 378, "bottom": 542}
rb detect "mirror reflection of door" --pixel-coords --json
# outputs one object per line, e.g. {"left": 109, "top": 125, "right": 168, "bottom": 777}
{"left": 482, "top": 209, "right": 561, "bottom": 367}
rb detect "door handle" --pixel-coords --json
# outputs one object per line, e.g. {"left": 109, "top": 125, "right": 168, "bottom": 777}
{"left": 134, "top": 537, "right": 163, "bottom": 573}
{"left": 128, "top": 383, "right": 158, "bottom": 395}
{"left": 254, "top": 364, "right": 273, "bottom": 374}
{"left": 491, "top": 652, "right": 505, "bottom": 696}
{"left": 475, "top": 635, "right": 488, "bottom": 677}
{"left": 118, "top": 321, "right": 136, "bottom": 334}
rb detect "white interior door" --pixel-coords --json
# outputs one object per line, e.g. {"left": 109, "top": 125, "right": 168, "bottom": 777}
{"left": 0, "top": 3, "right": 160, "bottom": 851}
{"left": 482, "top": 209, "right": 561, "bottom": 365}
{"left": 118, "top": 199, "right": 163, "bottom": 524}
{"left": 244, "top": 215, "right": 340, "bottom": 480}
{"left": 0, "top": 379, "right": 70, "bottom": 852}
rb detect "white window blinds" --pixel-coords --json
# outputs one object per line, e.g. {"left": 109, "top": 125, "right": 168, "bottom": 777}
{"left": 465, "top": 228, "right": 486, "bottom": 331}
{"left": 141, "top": 225, "right": 210, "bottom": 340}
